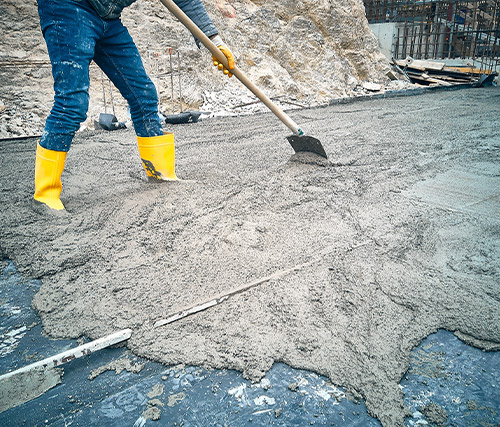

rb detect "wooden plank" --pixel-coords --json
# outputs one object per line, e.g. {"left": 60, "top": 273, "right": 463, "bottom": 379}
{"left": 443, "top": 66, "right": 494, "bottom": 76}
{"left": 0, "top": 329, "right": 132, "bottom": 380}
{"left": 412, "top": 72, "right": 453, "bottom": 86}
{"left": 429, "top": 74, "right": 471, "bottom": 83}
{"left": 395, "top": 60, "right": 426, "bottom": 71}
{"left": 407, "top": 65, "right": 427, "bottom": 72}
{"left": 154, "top": 241, "right": 373, "bottom": 328}
{"left": 410, "top": 60, "right": 446, "bottom": 71}
{"left": 404, "top": 71, "right": 463, "bottom": 86}
{"left": 396, "top": 59, "right": 448, "bottom": 72}
{"left": 422, "top": 76, "right": 453, "bottom": 86}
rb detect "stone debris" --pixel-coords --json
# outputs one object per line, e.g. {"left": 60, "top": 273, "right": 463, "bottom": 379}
{"left": 420, "top": 402, "right": 448, "bottom": 427}
{"left": 167, "top": 392, "right": 186, "bottom": 407}
{"left": 362, "top": 81, "right": 382, "bottom": 92}
{"left": 0, "top": 105, "right": 44, "bottom": 138}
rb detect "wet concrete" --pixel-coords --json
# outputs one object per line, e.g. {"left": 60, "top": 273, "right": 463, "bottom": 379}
{"left": 0, "top": 366, "right": 61, "bottom": 413}
{"left": 0, "top": 87, "right": 499, "bottom": 425}
{"left": 0, "top": 261, "right": 380, "bottom": 425}
{"left": 0, "top": 260, "right": 499, "bottom": 426}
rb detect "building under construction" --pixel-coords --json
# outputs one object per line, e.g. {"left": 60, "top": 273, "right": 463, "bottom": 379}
{"left": 364, "top": 0, "right": 500, "bottom": 73}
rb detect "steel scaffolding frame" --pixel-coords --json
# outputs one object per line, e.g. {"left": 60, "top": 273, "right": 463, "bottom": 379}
{"left": 364, "top": 0, "right": 500, "bottom": 72}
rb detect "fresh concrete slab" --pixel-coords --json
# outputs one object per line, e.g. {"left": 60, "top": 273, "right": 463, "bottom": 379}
{"left": 1, "top": 87, "right": 499, "bottom": 425}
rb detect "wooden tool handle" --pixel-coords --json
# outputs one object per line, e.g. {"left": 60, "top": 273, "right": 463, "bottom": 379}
{"left": 159, "top": 0, "right": 302, "bottom": 136}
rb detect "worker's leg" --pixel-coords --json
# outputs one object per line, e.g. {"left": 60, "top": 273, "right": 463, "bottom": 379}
{"left": 35, "top": 0, "right": 102, "bottom": 209}
{"left": 93, "top": 22, "right": 177, "bottom": 180}
{"left": 93, "top": 21, "right": 162, "bottom": 137}
{"left": 37, "top": 0, "right": 101, "bottom": 151}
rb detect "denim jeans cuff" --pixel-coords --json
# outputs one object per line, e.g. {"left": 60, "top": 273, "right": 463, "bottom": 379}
{"left": 134, "top": 118, "right": 164, "bottom": 138}
{"left": 39, "top": 131, "right": 74, "bottom": 152}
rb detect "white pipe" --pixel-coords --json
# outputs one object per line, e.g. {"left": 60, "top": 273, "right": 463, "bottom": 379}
{"left": 0, "top": 329, "right": 132, "bottom": 380}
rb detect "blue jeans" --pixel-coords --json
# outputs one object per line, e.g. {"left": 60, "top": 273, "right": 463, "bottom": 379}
{"left": 38, "top": 0, "right": 163, "bottom": 152}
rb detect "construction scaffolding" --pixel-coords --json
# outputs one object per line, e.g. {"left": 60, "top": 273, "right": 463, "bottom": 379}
{"left": 364, "top": 0, "right": 500, "bottom": 73}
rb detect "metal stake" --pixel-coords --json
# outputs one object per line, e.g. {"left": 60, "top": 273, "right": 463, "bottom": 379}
{"left": 108, "top": 79, "right": 116, "bottom": 117}
{"left": 169, "top": 47, "right": 175, "bottom": 114}
{"left": 177, "top": 51, "right": 183, "bottom": 113}
{"left": 100, "top": 70, "right": 107, "bottom": 114}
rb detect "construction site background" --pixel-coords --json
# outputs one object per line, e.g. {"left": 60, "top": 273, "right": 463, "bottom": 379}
{"left": 365, "top": 0, "right": 500, "bottom": 73}
{"left": 0, "top": 0, "right": 392, "bottom": 139}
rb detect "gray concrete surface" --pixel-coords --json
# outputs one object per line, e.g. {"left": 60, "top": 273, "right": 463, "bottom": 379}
{"left": 0, "top": 87, "right": 499, "bottom": 425}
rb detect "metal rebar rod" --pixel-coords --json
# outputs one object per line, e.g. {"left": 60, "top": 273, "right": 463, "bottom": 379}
{"left": 100, "top": 70, "right": 107, "bottom": 114}
{"left": 418, "top": 1, "right": 425, "bottom": 59}
{"left": 422, "top": 0, "right": 431, "bottom": 59}
{"left": 108, "top": 79, "right": 115, "bottom": 117}
{"left": 446, "top": 2, "right": 455, "bottom": 59}
{"left": 403, "top": 7, "right": 409, "bottom": 58}
{"left": 154, "top": 241, "right": 373, "bottom": 329}
{"left": 472, "top": 4, "right": 481, "bottom": 63}
{"left": 177, "top": 51, "right": 183, "bottom": 113}
{"left": 424, "top": 1, "right": 430, "bottom": 58}
{"left": 467, "top": 5, "right": 474, "bottom": 58}
{"left": 491, "top": 2, "right": 500, "bottom": 72}
{"left": 487, "top": 1, "right": 497, "bottom": 72}
{"left": 462, "top": 27, "right": 466, "bottom": 60}
{"left": 169, "top": 48, "right": 175, "bottom": 114}
{"left": 396, "top": 25, "right": 401, "bottom": 59}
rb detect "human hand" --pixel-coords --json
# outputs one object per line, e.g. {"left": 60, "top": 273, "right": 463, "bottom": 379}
{"left": 210, "top": 35, "right": 235, "bottom": 78}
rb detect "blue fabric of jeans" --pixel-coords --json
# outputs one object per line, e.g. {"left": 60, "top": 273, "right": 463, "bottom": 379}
{"left": 87, "top": 0, "right": 136, "bottom": 20}
{"left": 37, "top": 0, "right": 163, "bottom": 152}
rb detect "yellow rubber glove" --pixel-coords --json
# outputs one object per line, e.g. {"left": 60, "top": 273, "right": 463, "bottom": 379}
{"left": 210, "top": 35, "right": 235, "bottom": 78}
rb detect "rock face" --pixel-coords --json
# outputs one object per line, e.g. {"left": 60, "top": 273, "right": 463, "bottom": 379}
{"left": 0, "top": 0, "right": 389, "bottom": 137}
{"left": 125, "top": 0, "right": 390, "bottom": 108}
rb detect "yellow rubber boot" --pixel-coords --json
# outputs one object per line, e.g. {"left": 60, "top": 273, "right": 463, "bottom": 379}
{"left": 137, "top": 133, "right": 178, "bottom": 181}
{"left": 33, "top": 143, "right": 67, "bottom": 211}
